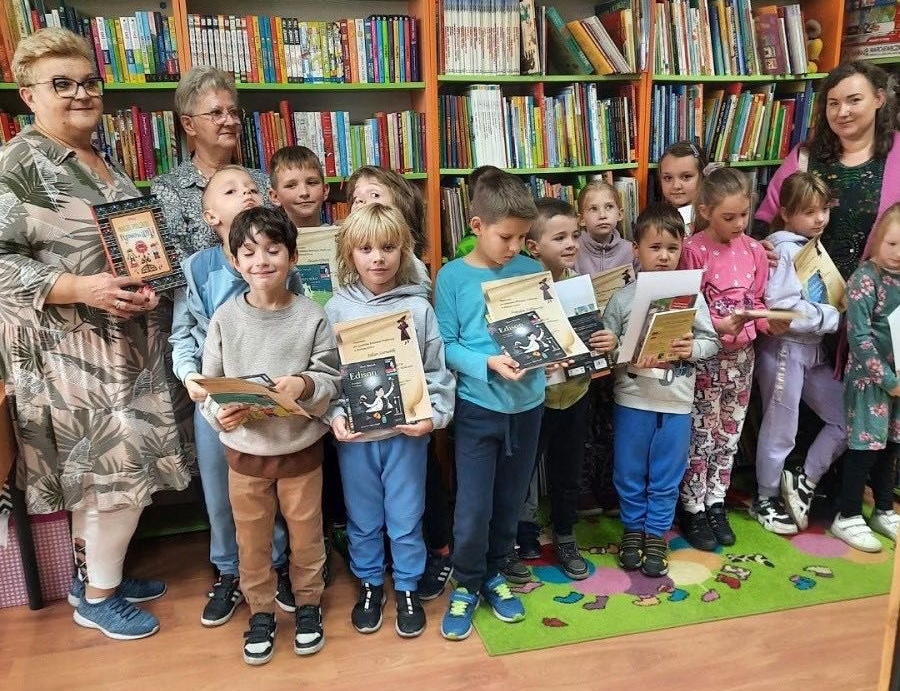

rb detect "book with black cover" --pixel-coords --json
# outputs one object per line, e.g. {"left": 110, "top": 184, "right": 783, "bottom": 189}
{"left": 342, "top": 356, "right": 406, "bottom": 432}
{"left": 487, "top": 311, "right": 567, "bottom": 370}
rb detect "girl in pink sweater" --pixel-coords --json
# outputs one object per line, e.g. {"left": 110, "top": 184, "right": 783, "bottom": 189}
{"left": 677, "top": 167, "right": 770, "bottom": 551}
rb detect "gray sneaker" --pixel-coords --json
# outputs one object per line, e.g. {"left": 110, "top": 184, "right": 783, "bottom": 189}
{"left": 499, "top": 552, "right": 532, "bottom": 584}
{"left": 73, "top": 594, "right": 160, "bottom": 640}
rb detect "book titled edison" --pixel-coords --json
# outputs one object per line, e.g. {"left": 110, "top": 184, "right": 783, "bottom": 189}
{"left": 487, "top": 311, "right": 567, "bottom": 370}
{"left": 342, "top": 357, "right": 406, "bottom": 432}
{"left": 92, "top": 196, "right": 185, "bottom": 291}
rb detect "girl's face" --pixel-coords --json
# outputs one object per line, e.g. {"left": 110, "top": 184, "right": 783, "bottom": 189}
{"left": 699, "top": 193, "right": 751, "bottom": 244}
{"left": 352, "top": 239, "right": 401, "bottom": 294}
{"left": 351, "top": 176, "right": 395, "bottom": 211}
{"left": 659, "top": 154, "right": 701, "bottom": 208}
{"left": 779, "top": 199, "right": 830, "bottom": 239}
{"left": 825, "top": 74, "right": 885, "bottom": 145}
{"left": 578, "top": 189, "right": 622, "bottom": 241}
{"left": 874, "top": 222, "right": 900, "bottom": 273}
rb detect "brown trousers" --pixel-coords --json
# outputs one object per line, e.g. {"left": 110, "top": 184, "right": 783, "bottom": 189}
{"left": 228, "top": 466, "right": 325, "bottom": 614}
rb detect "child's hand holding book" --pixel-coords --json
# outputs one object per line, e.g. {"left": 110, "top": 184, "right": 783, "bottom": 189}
{"left": 395, "top": 419, "right": 435, "bottom": 437}
{"left": 183, "top": 372, "right": 209, "bottom": 403}
{"left": 588, "top": 329, "right": 617, "bottom": 353}
{"left": 488, "top": 354, "right": 528, "bottom": 381}
{"left": 216, "top": 404, "right": 251, "bottom": 432}
{"left": 717, "top": 313, "right": 753, "bottom": 337}
{"left": 331, "top": 416, "right": 364, "bottom": 442}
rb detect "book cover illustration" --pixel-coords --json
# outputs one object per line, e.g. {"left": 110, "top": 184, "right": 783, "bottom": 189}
{"left": 297, "top": 263, "right": 334, "bottom": 307}
{"left": 633, "top": 294, "right": 697, "bottom": 364}
{"left": 92, "top": 195, "right": 186, "bottom": 291}
{"left": 296, "top": 225, "right": 340, "bottom": 307}
{"left": 487, "top": 311, "right": 568, "bottom": 370}
{"left": 197, "top": 375, "right": 310, "bottom": 423}
{"left": 554, "top": 273, "right": 610, "bottom": 380}
{"left": 591, "top": 264, "right": 636, "bottom": 314}
{"left": 341, "top": 356, "right": 406, "bottom": 431}
{"left": 793, "top": 237, "right": 846, "bottom": 312}
{"left": 333, "top": 309, "right": 433, "bottom": 426}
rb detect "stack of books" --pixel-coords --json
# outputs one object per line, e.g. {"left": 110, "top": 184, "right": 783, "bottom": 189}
{"left": 842, "top": 0, "right": 900, "bottom": 61}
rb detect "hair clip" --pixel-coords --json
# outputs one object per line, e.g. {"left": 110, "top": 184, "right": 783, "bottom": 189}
{"left": 702, "top": 162, "right": 723, "bottom": 176}
{"left": 689, "top": 142, "right": 700, "bottom": 158}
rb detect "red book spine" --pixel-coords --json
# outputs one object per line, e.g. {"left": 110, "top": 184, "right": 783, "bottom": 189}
{"left": 320, "top": 111, "right": 336, "bottom": 176}
{"left": 278, "top": 100, "right": 295, "bottom": 146}
{"left": 130, "top": 106, "right": 146, "bottom": 180}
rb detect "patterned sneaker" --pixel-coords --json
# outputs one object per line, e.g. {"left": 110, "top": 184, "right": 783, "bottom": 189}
{"left": 706, "top": 503, "right": 736, "bottom": 546}
{"left": 640, "top": 535, "right": 669, "bottom": 577}
{"left": 750, "top": 496, "right": 798, "bottom": 535}
{"left": 68, "top": 576, "right": 167, "bottom": 607}
{"left": 481, "top": 574, "right": 525, "bottom": 623}
{"left": 499, "top": 551, "right": 532, "bottom": 584}
{"left": 395, "top": 589, "right": 426, "bottom": 638}
{"left": 294, "top": 604, "right": 325, "bottom": 655}
{"left": 351, "top": 582, "right": 386, "bottom": 633}
{"left": 201, "top": 574, "right": 244, "bottom": 627}
{"left": 73, "top": 594, "right": 160, "bottom": 640}
{"left": 554, "top": 541, "right": 589, "bottom": 580}
{"left": 418, "top": 553, "right": 453, "bottom": 601}
{"left": 440, "top": 588, "right": 479, "bottom": 641}
{"left": 781, "top": 470, "right": 816, "bottom": 531}
{"left": 243, "top": 612, "right": 277, "bottom": 665}
{"left": 870, "top": 509, "right": 900, "bottom": 542}
{"left": 831, "top": 514, "right": 882, "bottom": 553}
{"left": 618, "top": 531, "right": 644, "bottom": 571}
{"left": 275, "top": 566, "right": 296, "bottom": 612}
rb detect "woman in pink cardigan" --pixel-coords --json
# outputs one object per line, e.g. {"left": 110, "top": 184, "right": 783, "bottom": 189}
{"left": 756, "top": 61, "right": 899, "bottom": 280}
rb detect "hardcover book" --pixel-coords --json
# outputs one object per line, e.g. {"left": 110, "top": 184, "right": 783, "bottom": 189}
{"left": 633, "top": 294, "right": 698, "bottom": 364}
{"left": 553, "top": 272, "right": 611, "bottom": 380}
{"left": 487, "top": 311, "right": 568, "bottom": 370}
{"left": 296, "top": 225, "right": 340, "bottom": 307}
{"left": 197, "top": 374, "right": 311, "bottom": 422}
{"left": 92, "top": 195, "right": 186, "bottom": 291}
{"left": 341, "top": 356, "right": 406, "bottom": 431}
{"left": 793, "top": 237, "right": 846, "bottom": 312}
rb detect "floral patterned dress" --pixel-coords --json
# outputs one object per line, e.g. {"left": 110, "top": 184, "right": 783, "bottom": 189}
{"left": 0, "top": 127, "right": 193, "bottom": 514}
{"left": 844, "top": 261, "right": 900, "bottom": 451}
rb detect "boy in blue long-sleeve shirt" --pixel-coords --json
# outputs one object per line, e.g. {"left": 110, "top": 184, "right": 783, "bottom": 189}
{"left": 434, "top": 171, "right": 543, "bottom": 640}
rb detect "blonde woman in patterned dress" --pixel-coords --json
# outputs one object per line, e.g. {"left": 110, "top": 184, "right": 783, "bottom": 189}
{"left": 0, "top": 28, "right": 192, "bottom": 639}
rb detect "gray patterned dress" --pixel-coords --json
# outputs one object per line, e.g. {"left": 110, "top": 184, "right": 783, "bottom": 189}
{"left": 0, "top": 127, "right": 193, "bottom": 514}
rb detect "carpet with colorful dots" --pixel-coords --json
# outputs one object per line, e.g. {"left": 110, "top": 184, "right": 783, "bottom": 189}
{"left": 473, "top": 508, "right": 894, "bottom": 655}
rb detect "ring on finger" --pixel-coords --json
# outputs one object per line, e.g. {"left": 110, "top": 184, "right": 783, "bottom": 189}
{"left": 114, "top": 299, "right": 123, "bottom": 310}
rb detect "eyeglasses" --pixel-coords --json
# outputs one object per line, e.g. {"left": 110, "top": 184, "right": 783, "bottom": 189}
{"left": 189, "top": 107, "right": 245, "bottom": 125}
{"left": 26, "top": 76, "right": 104, "bottom": 98}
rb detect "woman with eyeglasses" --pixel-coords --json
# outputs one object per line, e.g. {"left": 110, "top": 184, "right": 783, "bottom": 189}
{"left": 150, "top": 66, "right": 271, "bottom": 260}
{"left": 0, "top": 28, "right": 192, "bottom": 639}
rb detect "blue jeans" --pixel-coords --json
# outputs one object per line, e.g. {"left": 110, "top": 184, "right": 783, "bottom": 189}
{"left": 194, "top": 406, "right": 288, "bottom": 574}
{"left": 613, "top": 404, "right": 691, "bottom": 537}
{"left": 452, "top": 398, "right": 543, "bottom": 592}
{"left": 336, "top": 435, "right": 428, "bottom": 591}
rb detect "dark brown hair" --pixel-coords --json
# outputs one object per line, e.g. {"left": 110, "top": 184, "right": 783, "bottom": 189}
{"left": 659, "top": 140, "right": 709, "bottom": 174}
{"left": 527, "top": 197, "right": 577, "bottom": 241}
{"left": 229, "top": 207, "right": 297, "bottom": 258}
{"left": 469, "top": 170, "right": 537, "bottom": 225}
{"left": 633, "top": 203, "right": 685, "bottom": 243}
{"left": 693, "top": 167, "right": 753, "bottom": 233}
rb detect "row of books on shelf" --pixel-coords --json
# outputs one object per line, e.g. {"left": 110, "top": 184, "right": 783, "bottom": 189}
{"left": 650, "top": 80, "right": 815, "bottom": 163}
{"left": 186, "top": 14, "right": 420, "bottom": 85}
{"left": 842, "top": 0, "right": 900, "bottom": 60}
{"left": 654, "top": 0, "right": 810, "bottom": 76}
{"left": 440, "top": 83, "right": 636, "bottom": 169}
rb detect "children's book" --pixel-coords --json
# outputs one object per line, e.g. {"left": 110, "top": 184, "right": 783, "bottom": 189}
{"left": 632, "top": 294, "right": 697, "bottom": 364}
{"left": 590, "top": 264, "right": 636, "bottom": 314}
{"left": 735, "top": 308, "right": 803, "bottom": 320}
{"left": 197, "top": 373, "right": 311, "bottom": 422}
{"left": 889, "top": 306, "right": 900, "bottom": 376}
{"left": 333, "top": 309, "right": 432, "bottom": 430}
{"left": 341, "top": 356, "right": 406, "bottom": 432}
{"left": 92, "top": 195, "right": 186, "bottom": 291}
{"left": 296, "top": 225, "right": 340, "bottom": 307}
{"left": 553, "top": 272, "right": 611, "bottom": 380}
{"left": 793, "top": 237, "right": 846, "bottom": 312}
{"left": 487, "top": 311, "right": 568, "bottom": 370}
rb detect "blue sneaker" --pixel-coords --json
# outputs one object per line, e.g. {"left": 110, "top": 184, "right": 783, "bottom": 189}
{"left": 440, "top": 588, "right": 479, "bottom": 641}
{"left": 68, "top": 576, "right": 167, "bottom": 607}
{"left": 481, "top": 574, "right": 525, "bottom": 623}
{"left": 73, "top": 594, "right": 160, "bottom": 640}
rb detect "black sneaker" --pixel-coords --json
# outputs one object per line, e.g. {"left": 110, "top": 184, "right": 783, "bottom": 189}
{"left": 242, "top": 612, "right": 276, "bottom": 666}
{"left": 499, "top": 551, "right": 532, "bottom": 584}
{"left": 351, "top": 582, "right": 385, "bottom": 633}
{"left": 707, "top": 503, "right": 736, "bottom": 546}
{"left": 395, "top": 589, "right": 426, "bottom": 638}
{"left": 554, "top": 541, "right": 589, "bottom": 580}
{"left": 640, "top": 535, "right": 669, "bottom": 577}
{"left": 294, "top": 604, "right": 325, "bottom": 656}
{"left": 419, "top": 553, "right": 453, "bottom": 601}
{"left": 201, "top": 574, "right": 244, "bottom": 627}
{"left": 751, "top": 496, "right": 798, "bottom": 535}
{"left": 680, "top": 509, "right": 717, "bottom": 551}
{"left": 516, "top": 521, "right": 542, "bottom": 560}
{"left": 275, "top": 566, "right": 296, "bottom": 612}
{"left": 618, "top": 531, "right": 644, "bottom": 570}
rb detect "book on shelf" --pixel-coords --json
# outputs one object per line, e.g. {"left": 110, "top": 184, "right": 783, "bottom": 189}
{"left": 842, "top": 0, "right": 900, "bottom": 60}
{"left": 545, "top": 6, "right": 593, "bottom": 75}
{"left": 519, "top": 0, "right": 542, "bottom": 75}
{"left": 296, "top": 226, "right": 340, "bottom": 308}
{"left": 333, "top": 309, "right": 433, "bottom": 432}
{"left": 95, "top": 107, "right": 183, "bottom": 182}
{"left": 565, "top": 14, "right": 633, "bottom": 74}
{"left": 487, "top": 311, "right": 569, "bottom": 370}
{"left": 197, "top": 374, "right": 310, "bottom": 422}
{"left": 439, "top": 0, "right": 524, "bottom": 75}
{"left": 632, "top": 294, "right": 698, "bottom": 364}
{"left": 91, "top": 196, "right": 186, "bottom": 292}
{"left": 793, "top": 237, "right": 846, "bottom": 312}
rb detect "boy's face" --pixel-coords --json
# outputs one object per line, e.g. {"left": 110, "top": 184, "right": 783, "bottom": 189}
{"left": 203, "top": 170, "right": 263, "bottom": 241}
{"left": 578, "top": 189, "right": 622, "bottom": 241}
{"left": 269, "top": 165, "right": 329, "bottom": 227}
{"left": 231, "top": 228, "right": 296, "bottom": 294}
{"left": 526, "top": 214, "right": 581, "bottom": 273}
{"left": 469, "top": 216, "right": 532, "bottom": 268}
{"left": 634, "top": 226, "right": 683, "bottom": 271}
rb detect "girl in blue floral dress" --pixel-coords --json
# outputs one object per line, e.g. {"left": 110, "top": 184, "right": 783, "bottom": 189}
{"left": 833, "top": 203, "right": 900, "bottom": 553}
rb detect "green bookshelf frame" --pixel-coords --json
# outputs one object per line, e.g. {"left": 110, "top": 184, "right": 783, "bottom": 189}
{"left": 440, "top": 163, "right": 638, "bottom": 175}
{"left": 651, "top": 73, "right": 827, "bottom": 83}
{"left": 648, "top": 159, "right": 784, "bottom": 169}
{"left": 438, "top": 74, "right": 639, "bottom": 84}
{"left": 0, "top": 81, "right": 426, "bottom": 91}
{"left": 863, "top": 56, "right": 900, "bottom": 66}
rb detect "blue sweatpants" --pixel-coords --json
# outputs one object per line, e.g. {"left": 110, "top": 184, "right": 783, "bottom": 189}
{"left": 336, "top": 434, "right": 428, "bottom": 591}
{"left": 613, "top": 404, "right": 691, "bottom": 537}
{"left": 452, "top": 398, "right": 543, "bottom": 593}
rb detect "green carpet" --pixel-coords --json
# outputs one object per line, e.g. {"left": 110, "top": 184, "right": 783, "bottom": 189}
{"left": 473, "top": 509, "right": 894, "bottom": 655}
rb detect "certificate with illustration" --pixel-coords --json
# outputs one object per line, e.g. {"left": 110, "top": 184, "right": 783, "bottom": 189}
{"left": 297, "top": 225, "right": 340, "bottom": 307}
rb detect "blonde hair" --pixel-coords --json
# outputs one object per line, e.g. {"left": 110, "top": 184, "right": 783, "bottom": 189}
{"left": 693, "top": 167, "right": 753, "bottom": 233}
{"left": 773, "top": 172, "right": 834, "bottom": 230}
{"left": 869, "top": 203, "right": 900, "bottom": 268}
{"left": 576, "top": 180, "right": 621, "bottom": 214}
{"left": 336, "top": 203, "right": 416, "bottom": 287}
{"left": 201, "top": 164, "right": 254, "bottom": 211}
{"left": 12, "top": 28, "right": 95, "bottom": 86}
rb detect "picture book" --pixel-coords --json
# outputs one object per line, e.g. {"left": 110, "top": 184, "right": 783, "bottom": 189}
{"left": 296, "top": 225, "right": 340, "bottom": 307}
{"left": 92, "top": 195, "right": 186, "bottom": 292}
{"left": 553, "top": 273, "right": 611, "bottom": 380}
{"left": 793, "top": 237, "right": 846, "bottom": 312}
{"left": 890, "top": 305, "right": 900, "bottom": 376}
{"left": 487, "top": 311, "right": 568, "bottom": 370}
{"left": 197, "top": 374, "right": 310, "bottom": 423}
{"left": 332, "top": 309, "right": 432, "bottom": 428}
{"left": 633, "top": 294, "right": 698, "bottom": 364}
{"left": 341, "top": 356, "right": 406, "bottom": 432}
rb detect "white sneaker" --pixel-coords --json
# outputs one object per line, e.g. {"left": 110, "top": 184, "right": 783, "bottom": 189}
{"left": 781, "top": 470, "right": 815, "bottom": 531}
{"left": 750, "top": 496, "right": 798, "bottom": 535}
{"left": 830, "top": 514, "right": 883, "bottom": 553}
{"left": 869, "top": 510, "right": 900, "bottom": 542}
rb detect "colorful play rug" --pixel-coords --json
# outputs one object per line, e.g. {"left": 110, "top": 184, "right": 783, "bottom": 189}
{"left": 473, "top": 509, "right": 894, "bottom": 656}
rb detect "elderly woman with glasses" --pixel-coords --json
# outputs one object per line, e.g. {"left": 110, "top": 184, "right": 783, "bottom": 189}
{"left": 0, "top": 28, "right": 192, "bottom": 639}
{"left": 151, "top": 66, "right": 270, "bottom": 260}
